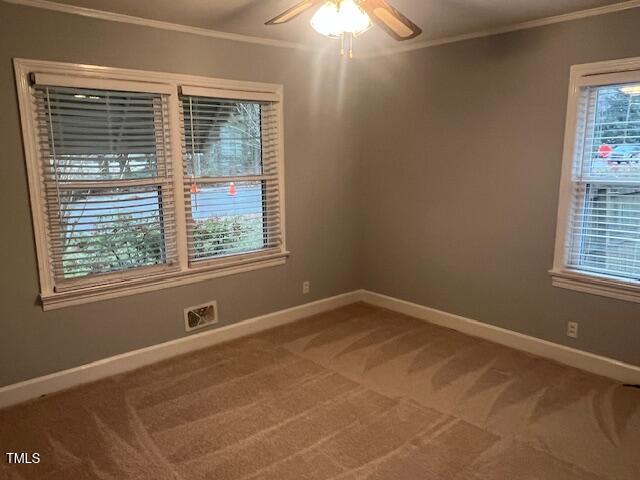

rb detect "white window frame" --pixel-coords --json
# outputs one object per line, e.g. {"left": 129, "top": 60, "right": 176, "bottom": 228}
{"left": 14, "top": 59, "right": 288, "bottom": 310}
{"left": 551, "top": 56, "right": 640, "bottom": 303}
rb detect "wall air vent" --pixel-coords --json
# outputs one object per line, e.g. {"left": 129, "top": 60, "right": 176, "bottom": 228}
{"left": 184, "top": 301, "right": 218, "bottom": 332}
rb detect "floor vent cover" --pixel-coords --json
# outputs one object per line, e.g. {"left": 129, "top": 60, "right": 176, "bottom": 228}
{"left": 184, "top": 301, "right": 218, "bottom": 332}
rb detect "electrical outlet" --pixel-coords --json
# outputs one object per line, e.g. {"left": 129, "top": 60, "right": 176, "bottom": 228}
{"left": 302, "top": 281, "right": 310, "bottom": 295}
{"left": 567, "top": 321, "right": 579, "bottom": 339}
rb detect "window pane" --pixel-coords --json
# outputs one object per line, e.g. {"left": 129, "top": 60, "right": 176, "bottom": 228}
{"left": 580, "top": 83, "right": 640, "bottom": 180}
{"left": 189, "top": 182, "right": 266, "bottom": 260}
{"left": 183, "top": 98, "right": 263, "bottom": 177}
{"left": 573, "top": 185, "right": 640, "bottom": 280}
{"left": 37, "top": 87, "right": 166, "bottom": 181}
{"left": 54, "top": 187, "right": 169, "bottom": 279}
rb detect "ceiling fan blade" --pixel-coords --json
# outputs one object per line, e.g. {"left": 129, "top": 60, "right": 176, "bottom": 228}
{"left": 357, "top": 0, "right": 422, "bottom": 41}
{"left": 265, "top": 0, "right": 324, "bottom": 25}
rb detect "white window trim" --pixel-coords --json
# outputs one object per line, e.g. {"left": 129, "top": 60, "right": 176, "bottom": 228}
{"left": 551, "top": 55, "right": 640, "bottom": 303}
{"left": 14, "top": 58, "right": 288, "bottom": 310}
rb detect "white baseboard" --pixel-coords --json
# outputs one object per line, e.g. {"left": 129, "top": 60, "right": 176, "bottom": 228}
{"left": 2, "top": 289, "right": 638, "bottom": 410}
{"left": 360, "top": 290, "right": 640, "bottom": 385}
{"left": 0, "top": 291, "right": 361, "bottom": 410}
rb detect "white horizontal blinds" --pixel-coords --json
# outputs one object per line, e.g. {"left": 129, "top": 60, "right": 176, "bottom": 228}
{"left": 180, "top": 94, "right": 282, "bottom": 263}
{"left": 32, "top": 85, "right": 177, "bottom": 288}
{"left": 567, "top": 82, "right": 640, "bottom": 281}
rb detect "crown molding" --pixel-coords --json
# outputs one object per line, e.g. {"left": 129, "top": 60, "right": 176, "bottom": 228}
{"left": 360, "top": 0, "right": 640, "bottom": 59}
{"left": 3, "top": 0, "right": 313, "bottom": 51}
{"left": 4, "top": 0, "right": 640, "bottom": 58}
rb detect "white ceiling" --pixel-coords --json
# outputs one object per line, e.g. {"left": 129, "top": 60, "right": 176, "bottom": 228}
{"left": 36, "top": 0, "right": 633, "bottom": 52}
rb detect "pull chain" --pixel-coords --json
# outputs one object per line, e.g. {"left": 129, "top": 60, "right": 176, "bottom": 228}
{"left": 340, "top": 33, "right": 354, "bottom": 59}
{"left": 349, "top": 33, "right": 353, "bottom": 59}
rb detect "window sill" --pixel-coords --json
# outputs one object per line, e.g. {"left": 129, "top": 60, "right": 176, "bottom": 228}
{"left": 40, "top": 251, "right": 289, "bottom": 311}
{"left": 550, "top": 269, "right": 640, "bottom": 304}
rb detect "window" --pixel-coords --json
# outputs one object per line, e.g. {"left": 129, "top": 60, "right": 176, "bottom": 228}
{"left": 180, "top": 91, "right": 282, "bottom": 264}
{"left": 552, "top": 58, "right": 640, "bottom": 303}
{"left": 15, "top": 60, "right": 287, "bottom": 309}
{"left": 33, "top": 85, "right": 177, "bottom": 289}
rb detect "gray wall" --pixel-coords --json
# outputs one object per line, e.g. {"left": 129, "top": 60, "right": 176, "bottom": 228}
{"left": 0, "top": 2, "right": 361, "bottom": 386}
{"left": 356, "top": 8, "right": 640, "bottom": 366}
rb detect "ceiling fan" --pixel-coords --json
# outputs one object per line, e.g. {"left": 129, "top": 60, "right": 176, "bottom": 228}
{"left": 266, "top": 0, "right": 422, "bottom": 57}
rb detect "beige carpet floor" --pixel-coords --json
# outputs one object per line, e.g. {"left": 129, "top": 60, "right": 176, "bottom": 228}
{"left": 1, "top": 302, "right": 639, "bottom": 479}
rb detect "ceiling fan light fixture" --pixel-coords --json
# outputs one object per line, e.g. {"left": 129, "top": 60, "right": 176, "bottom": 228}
{"left": 310, "top": 0, "right": 372, "bottom": 39}
{"left": 266, "top": 0, "right": 421, "bottom": 57}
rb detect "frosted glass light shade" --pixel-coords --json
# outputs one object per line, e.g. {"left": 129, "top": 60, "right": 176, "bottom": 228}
{"left": 310, "top": 0, "right": 372, "bottom": 39}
